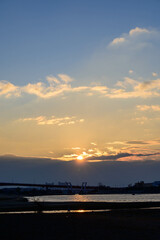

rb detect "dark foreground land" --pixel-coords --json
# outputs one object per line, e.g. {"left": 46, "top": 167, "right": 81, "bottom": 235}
{"left": 1, "top": 197, "right": 160, "bottom": 240}
{"left": 1, "top": 208, "right": 160, "bottom": 240}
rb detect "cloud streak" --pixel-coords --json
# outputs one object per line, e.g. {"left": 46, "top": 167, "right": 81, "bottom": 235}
{"left": 1, "top": 75, "right": 160, "bottom": 100}
{"left": 137, "top": 105, "right": 160, "bottom": 111}
{"left": 86, "top": 152, "right": 160, "bottom": 161}
{"left": 18, "top": 115, "right": 84, "bottom": 126}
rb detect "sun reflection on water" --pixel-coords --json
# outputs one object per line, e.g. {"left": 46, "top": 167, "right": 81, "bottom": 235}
{"left": 76, "top": 210, "right": 85, "bottom": 213}
{"left": 73, "top": 194, "right": 88, "bottom": 202}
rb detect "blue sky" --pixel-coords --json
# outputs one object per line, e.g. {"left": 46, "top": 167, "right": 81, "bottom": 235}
{"left": 1, "top": 0, "right": 160, "bottom": 84}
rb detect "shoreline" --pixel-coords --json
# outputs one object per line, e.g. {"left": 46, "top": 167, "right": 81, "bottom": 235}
{"left": 2, "top": 199, "right": 160, "bottom": 212}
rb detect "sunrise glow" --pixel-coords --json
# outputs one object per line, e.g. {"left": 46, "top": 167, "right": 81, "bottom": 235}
{"left": 77, "top": 155, "right": 83, "bottom": 161}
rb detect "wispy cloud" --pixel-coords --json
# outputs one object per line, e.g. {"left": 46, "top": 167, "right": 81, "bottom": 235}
{"left": 133, "top": 115, "right": 160, "bottom": 125}
{"left": 135, "top": 79, "right": 160, "bottom": 91}
{"left": 107, "top": 77, "right": 160, "bottom": 99}
{"left": 21, "top": 74, "right": 107, "bottom": 99}
{"left": 18, "top": 115, "right": 84, "bottom": 126}
{"left": 0, "top": 74, "right": 108, "bottom": 99}
{"left": 57, "top": 74, "right": 73, "bottom": 83}
{"left": 0, "top": 81, "right": 20, "bottom": 98}
{"left": 133, "top": 116, "right": 149, "bottom": 125}
{"left": 137, "top": 105, "right": 160, "bottom": 111}
{"left": 1, "top": 73, "right": 160, "bottom": 100}
{"left": 23, "top": 75, "right": 72, "bottom": 98}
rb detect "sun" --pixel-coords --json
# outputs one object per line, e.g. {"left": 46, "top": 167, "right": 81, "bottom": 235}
{"left": 77, "top": 155, "right": 83, "bottom": 161}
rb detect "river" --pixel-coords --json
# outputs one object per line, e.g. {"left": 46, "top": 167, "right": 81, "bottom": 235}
{"left": 27, "top": 193, "right": 160, "bottom": 203}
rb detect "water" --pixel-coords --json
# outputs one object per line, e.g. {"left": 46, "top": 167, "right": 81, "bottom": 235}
{"left": 27, "top": 193, "right": 160, "bottom": 203}
{"left": 2, "top": 194, "right": 160, "bottom": 215}
{"left": 0, "top": 209, "right": 111, "bottom": 215}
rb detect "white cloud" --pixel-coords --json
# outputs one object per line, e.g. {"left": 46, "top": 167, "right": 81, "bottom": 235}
{"left": 18, "top": 115, "right": 84, "bottom": 126}
{"left": 90, "top": 85, "right": 108, "bottom": 94}
{"left": 108, "top": 77, "right": 160, "bottom": 99}
{"left": 91, "top": 142, "right": 97, "bottom": 146}
{"left": 88, "top": 149, "right": 94, "bottom": 152}
{"left": 58, "top": 74, "right": 73, "bottom": 83}
{"left": 135, "top": 79, "right": 160, "bottom": 91}
{"left": 0, "top": 81, "right": 20, "bottom": 97}
{"left": 110, "top": 37, "right": 126, "bottom": 46}
{"left": 129, "top": 70, "right": 133, "bottom": 74}
{"left": 109, "top": 27, "right": 152, "bottom": 47}
{"left": 129, "top": 27, "right": 149, "bottom": 36}
{"left": 46, "top": 76, "right": 60, "bottom": 84}
{"left": 23, "top": 75, "right": 72, "bottom": 99}
{"left": 79, "top": 119, "right": 85, "bottom": 122}
{"left": 0, "top": 74, "right": 108, "bottom": 99}
{"left": 1, "top": 73, "right": 160, "bottom": 100}
{"left": 152, "top": 72, "right": 158, "bottom": 77}
{"left": 116, "top": 77, "right": 138, "bottom": 89}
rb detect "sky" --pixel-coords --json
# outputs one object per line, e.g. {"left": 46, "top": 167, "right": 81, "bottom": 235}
{"left": 1, "top": 0, "right": 160, "bottom": 186}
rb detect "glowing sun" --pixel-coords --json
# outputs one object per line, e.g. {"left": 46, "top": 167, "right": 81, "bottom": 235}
{"left": 77, "top": 155, "right": 83, "bottom": 161}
